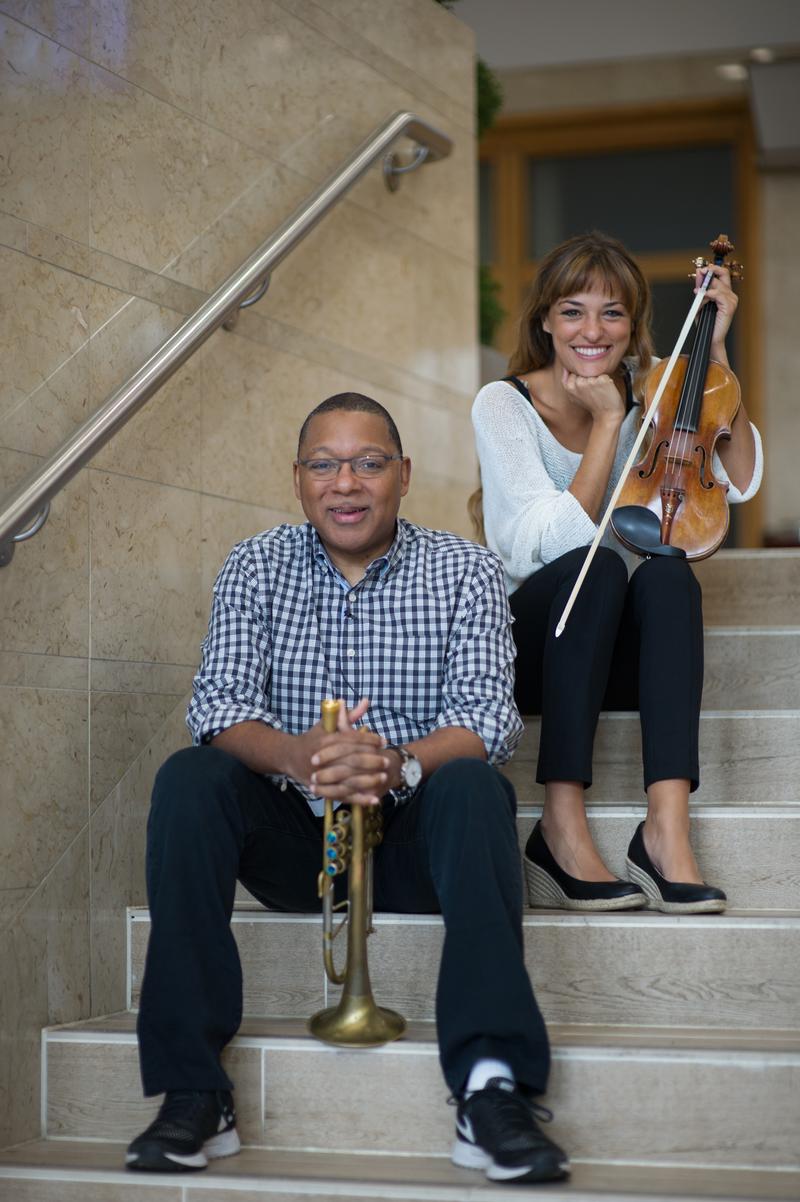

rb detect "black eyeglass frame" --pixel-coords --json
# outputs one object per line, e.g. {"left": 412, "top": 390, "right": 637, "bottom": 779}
{"left": 295, "top": 453, "right": 405, "bottom": 478}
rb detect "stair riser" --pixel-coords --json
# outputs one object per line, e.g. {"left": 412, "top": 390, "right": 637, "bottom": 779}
{"left": 45, "top": 1035, "right": 800, "bottom": 1169}
{"left": 703, "top": 631, "right": 800, "bottom": 708}
{"left": 506, "top": 713, "right": 800, "bottom": 804}
{"left": 129, "top": 912, "right": 800, "bottom": 1029}
{"left": 694, "top": 552, "right": 800, "bottom": 627}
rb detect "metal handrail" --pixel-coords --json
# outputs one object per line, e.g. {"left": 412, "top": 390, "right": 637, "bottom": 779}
{"left": 0, "top": 111, "right": 451, "bottom": 567}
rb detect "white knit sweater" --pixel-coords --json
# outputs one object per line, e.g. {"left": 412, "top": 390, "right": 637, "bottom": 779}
{"left": 472, "top": 378, "right": 764, "bottom": 594}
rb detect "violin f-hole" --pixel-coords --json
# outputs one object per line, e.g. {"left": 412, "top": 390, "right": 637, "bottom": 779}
{"left": 637, "top": 439, "right": 669, "bottom": 481}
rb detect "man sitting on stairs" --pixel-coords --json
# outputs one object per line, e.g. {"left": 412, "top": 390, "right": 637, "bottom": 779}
{"left": 126, "top": 392, "right": 569, "bottom": 1185}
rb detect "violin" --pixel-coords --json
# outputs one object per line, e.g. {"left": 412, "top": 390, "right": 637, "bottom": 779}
{"left": 611, "top": 234, "right": 743, "bottom": 562}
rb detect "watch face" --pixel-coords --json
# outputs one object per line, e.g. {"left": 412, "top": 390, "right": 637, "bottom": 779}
{"left": 403, "top": 756, "right": 423, "bottom": 789}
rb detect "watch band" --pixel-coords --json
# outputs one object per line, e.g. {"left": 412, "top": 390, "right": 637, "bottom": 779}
{"left": 385, "top": 743, "right": 421, "bottom": 801}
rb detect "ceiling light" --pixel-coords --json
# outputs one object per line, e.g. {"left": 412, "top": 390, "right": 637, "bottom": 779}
{"left": 716, "top": 63, "right": 749, "bottom": 81}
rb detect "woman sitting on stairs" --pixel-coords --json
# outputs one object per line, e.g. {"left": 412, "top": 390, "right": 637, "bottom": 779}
{"left": 471, "top": 231, "right": 763, "bottom": 915}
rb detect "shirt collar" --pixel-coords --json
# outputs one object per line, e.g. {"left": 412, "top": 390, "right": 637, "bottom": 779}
{"left": 308, "top": 519, "right": 408, "bottom": 584}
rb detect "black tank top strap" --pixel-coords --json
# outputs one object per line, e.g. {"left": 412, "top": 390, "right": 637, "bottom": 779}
{"left": 505, "top": 369, "right": 636, "bottom": 414}
{"left": 504, "top": 374, "right": 533, "bottom": 404}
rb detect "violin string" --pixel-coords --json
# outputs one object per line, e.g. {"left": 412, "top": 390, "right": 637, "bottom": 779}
{"left": 667, "top": 267, "right": 715, "bottom": 523}
{"left": 673, "top": 284, "right": 708, "bottom": 471}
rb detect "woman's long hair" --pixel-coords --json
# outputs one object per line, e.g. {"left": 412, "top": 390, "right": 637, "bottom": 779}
{"left": 469, "top": 231, "right": 656, "bottom": 542}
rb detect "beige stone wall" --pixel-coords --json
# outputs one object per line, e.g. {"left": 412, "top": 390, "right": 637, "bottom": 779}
{"left": 0, "top": 0, "right": 477, "bottom": 1148}
{"left": 496, "top": 53, "right": 800, "bottom": 538}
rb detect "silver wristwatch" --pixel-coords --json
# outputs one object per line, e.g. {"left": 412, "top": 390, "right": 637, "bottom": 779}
{"left": 386, "top": 743, "right": 422, "bottom": 801}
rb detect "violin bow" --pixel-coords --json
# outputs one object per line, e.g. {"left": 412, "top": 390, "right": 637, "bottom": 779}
{"left": 555, "top": 266, "right": 715, "bottom": 638}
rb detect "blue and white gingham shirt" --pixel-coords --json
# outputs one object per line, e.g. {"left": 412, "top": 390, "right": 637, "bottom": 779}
{"left": 187, "top": 518, "right": 523, "bottom": 812}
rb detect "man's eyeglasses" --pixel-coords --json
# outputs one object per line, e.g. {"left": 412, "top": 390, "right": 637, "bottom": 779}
{"left": 296, "top": 454, "right": 403, "bottom": 479}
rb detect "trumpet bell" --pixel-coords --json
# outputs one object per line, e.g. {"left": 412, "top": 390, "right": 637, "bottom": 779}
{"left": 308, "top": 993, "right": 406, "bottom": 1047}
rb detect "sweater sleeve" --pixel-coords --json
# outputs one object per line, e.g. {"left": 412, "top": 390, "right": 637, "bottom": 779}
{"left": 711, "top": 422, "right": 764, "bottom": 504}
{"left": 472, "top": 382, "right": 597, "bottom": 581}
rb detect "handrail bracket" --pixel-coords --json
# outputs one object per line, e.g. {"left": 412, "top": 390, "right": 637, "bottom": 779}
{"left": 383, "top": 145, "right": 430, "bottom": 192}
{"left": 223, "top": 273, "right": 272, "bottom": 331}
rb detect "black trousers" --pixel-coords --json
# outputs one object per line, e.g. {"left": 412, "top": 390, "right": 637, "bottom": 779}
{"left": 510, "top": 547, "right": 704, "bottom": 791}
{"left": 137, "top": 747, "right": 550, "bottom": 1098}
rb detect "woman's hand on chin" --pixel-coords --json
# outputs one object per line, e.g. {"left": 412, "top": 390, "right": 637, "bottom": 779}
{"left": 561, "top": 368, "right": 625, "bottom": 425}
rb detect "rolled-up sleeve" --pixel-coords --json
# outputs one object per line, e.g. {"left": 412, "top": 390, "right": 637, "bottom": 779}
{"left": 187, "top": 545, "right": 282, "bottom": 745}
{"left": 712, "top": 422, "right": 764, "bottom": 504}
{"left": 431, "top": 553, "right": 523, "bottom": 764}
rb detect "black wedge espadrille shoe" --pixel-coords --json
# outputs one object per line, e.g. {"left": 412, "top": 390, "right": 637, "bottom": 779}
{"left": 625, "top": 822, "right": 727, "bottom": 914}
{"left": 524, "top": 821, "right": 646, "bottom": 911}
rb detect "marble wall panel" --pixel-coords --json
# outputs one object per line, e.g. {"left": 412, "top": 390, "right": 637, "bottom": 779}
{"left": 400, "top": 473, "right": 471, "bottom": 539}
{"left": 89, "top": 471, "right": 205, "bottom": 664}
{"left": 0, "top": 1, "right": 91, "bottom": 57}
{"left": 0, "top": 686, "right": 88, "bottom": 893}
{"left": 89, "top": 64, "right": 265, "bottom": 284}
{"left": 88, "top": 298, "right": 207, "bottom": 490}
{"left": 0, "top": 261, "right": 129, "bottom": 461}
{"left": 322, "top": 0, "right": 475, "bottom": 108}
{"left": 90, "top": 661, "right": 194, "bottom": 695}
{"left": 258, "top": 201, "right": 417, "bottom": 381}
{"left": 90, "top": 691, "right": 185, "bottom": 811}
{"left": 0, "top": 652, "right": 87, "bottom": 690}
{"left": 90, "top": 0, "right": 204, "bottom": 115}
{"left": 0, "top": 17, "right": 90, "bottom": 245}
{"left": 0, "top": 886, "right": 31, "bottom": 930}
{"left": 411, "top": 246, "right": 477, "bottom": 396}
{"left": 199, "top": 333, "right": 374, "bottom": 512}
{"left": 0, "top": 210, "right": 27, "bottom": 253}
{"left": 90, "top": 701, "right": 189, "bottom": 1015}
{"left": 0, "top": 452, "right": 89, "bottom": 658}
{"left": 280, "top": 0, "right": 473, "bottom": 134}
{"left": 186, "top": 159, "right": 312, "bottom": 296}
{"left": 0, "top": 247, "right": 92, "bottom": 429}
{"left": 199, "top": 494, "right": 295, "bottom": 599}
{"left": 200, "top": 0, "right": 378, "bottom": 162}
{"left": 0, "top": 830, "right": 90, "bottom": 1148}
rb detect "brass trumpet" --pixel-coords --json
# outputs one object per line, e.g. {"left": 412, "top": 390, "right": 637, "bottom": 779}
{"left": 307, "top": 699, "right": 406, "bottom": 1047}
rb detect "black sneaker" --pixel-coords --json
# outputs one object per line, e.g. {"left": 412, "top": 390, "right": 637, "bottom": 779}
{"left": 125, "top": 1089, "right": 239, "bottom": 1172}
{"left": 451, "top": 1078, "right": 569, "bottom": 1183}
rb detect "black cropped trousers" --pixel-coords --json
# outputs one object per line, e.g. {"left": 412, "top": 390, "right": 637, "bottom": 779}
{"left": 137, "top": 748, "right": 550, "bottom": 1099}
{"left": 509, "top": 547, "right": 704, "bottom": 792}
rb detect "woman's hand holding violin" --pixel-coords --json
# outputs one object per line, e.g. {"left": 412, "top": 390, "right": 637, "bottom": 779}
{"left": 695, "top": 262, "right": 738, "bottom": 365}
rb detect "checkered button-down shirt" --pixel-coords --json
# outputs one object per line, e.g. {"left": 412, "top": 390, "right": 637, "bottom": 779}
{"left": 187, "top": 518, "right": 523, "bottom": 813}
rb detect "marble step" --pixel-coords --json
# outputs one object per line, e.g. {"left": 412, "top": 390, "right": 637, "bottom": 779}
{"left": 505, "top": 711, "right": 800, "bottom": 804}
{"left": 693, "top": 550, "right": 800, "bottom": 627}
{"left": 43, "top": 1014, "right": 800, "bottom": 1171}
{"left": 3, "top": 1140, "right": 800, "bottom": 1202}
{"left": 128, "top": 907, "right": 800, "bottom": 1030}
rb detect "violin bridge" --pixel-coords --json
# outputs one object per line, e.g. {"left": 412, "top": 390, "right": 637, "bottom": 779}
{"left": 664, "top": 454, "right": 693, "bottom": 470}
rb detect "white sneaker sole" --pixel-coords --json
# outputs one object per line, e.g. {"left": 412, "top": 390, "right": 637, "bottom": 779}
{"left": 451, "top": 1137, "right": 569, "bottom": 1182}
{"left": 126, "top": 1126, "right": 240, "bottom": 1171}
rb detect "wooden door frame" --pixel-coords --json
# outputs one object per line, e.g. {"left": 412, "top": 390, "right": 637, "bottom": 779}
{"left": 480, "top": 96, "right": 762, "bottom": 545}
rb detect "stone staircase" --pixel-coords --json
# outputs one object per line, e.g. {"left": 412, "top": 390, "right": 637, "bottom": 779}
{"left": 1, "top": 550, "right": 800, "bottom": 1200}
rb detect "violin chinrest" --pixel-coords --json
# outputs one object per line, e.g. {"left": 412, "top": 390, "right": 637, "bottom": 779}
{"left": 612, "top": 505, "right": 687, "bottom": 559}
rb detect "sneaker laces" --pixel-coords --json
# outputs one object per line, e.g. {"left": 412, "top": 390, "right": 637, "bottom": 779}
{"left": 448, "top": 1079, "right": 554, "bottom": 1125}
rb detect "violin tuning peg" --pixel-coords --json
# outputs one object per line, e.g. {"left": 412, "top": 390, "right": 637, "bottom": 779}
{"left": 728, "top": 260, "right": 744, "bottom": 281}
{"left": 689, "top": 257, "right": 708, "bottom": 277}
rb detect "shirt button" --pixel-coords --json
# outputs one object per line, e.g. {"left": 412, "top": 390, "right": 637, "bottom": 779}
{"left": 348, "top": 591, "right": 357, "bottom": 603}
{"left": 346, "top": 648, "right": 356, "bottom": 658}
